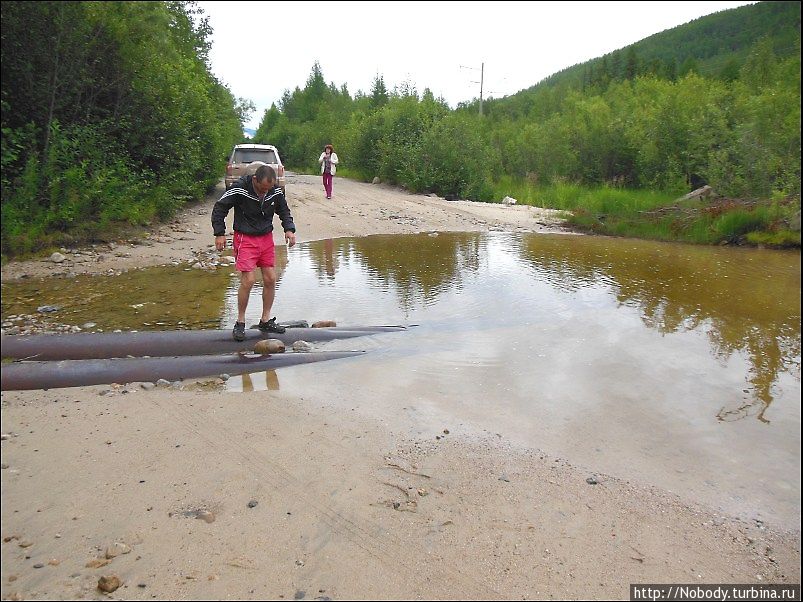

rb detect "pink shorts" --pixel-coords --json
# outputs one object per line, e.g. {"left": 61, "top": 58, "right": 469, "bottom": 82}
{"left": 233, "top": 232, "right": 275, "bottom": 272}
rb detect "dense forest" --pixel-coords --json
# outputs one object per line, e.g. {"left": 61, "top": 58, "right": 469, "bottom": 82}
{"left": 1, "top": 1, "right": 246, "bottom": 257}
{"left": 254, "top": 1, "right": 800, "bottom": 246}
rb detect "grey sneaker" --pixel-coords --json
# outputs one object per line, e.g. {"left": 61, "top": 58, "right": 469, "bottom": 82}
{"left": 258, "top": 317, "right": 286, "bottom": 334}
{"left": 232, "top": 321, "right": 246, "bottom": 341}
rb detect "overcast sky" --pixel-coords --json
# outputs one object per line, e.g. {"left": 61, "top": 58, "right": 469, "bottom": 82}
{"left": 197, "top": 1, "right": 755, "bottom": 129}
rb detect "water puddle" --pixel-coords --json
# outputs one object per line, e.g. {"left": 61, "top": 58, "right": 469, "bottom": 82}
{"left": 2, "top": 232, "right": 800, "bottom": 528}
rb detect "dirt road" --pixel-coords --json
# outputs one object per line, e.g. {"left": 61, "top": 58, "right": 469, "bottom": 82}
{"left": 0, "top": 173, "right": 568, "bottom": 281}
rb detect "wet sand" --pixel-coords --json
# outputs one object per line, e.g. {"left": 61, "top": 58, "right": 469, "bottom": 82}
{"left": 1, "top": 175, "right": 800, "bottom": 599}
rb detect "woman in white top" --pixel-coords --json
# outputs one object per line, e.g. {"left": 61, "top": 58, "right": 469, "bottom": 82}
{"left": 318, "top": 144, "right": 339, "bottom": 199}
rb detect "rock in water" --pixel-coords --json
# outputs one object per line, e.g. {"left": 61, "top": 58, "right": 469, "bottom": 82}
{"left": 37, "top": 305, "right": 61, "bottom": 313}
{"left": 254, "top": 339, "right": 285, "bottom": 354}
{"left": 311, "top": 320, "right": 337, "bottom": 328}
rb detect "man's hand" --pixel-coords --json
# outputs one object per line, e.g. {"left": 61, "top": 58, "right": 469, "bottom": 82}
{"left": 215, "top": 235, "right": 226, "bottom": 251}
{"left": 285, "top": 231, "right": 296, "bottom": 248}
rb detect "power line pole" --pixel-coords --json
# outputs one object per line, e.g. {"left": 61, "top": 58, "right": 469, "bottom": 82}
{"left": 460, "top": 62, "right": 485, "bottom": 116}
{"left": 479, "top": 62, "right": 484, "bottom": 116}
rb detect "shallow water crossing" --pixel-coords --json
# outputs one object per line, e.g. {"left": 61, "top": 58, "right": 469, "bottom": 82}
{"left": 3, "top": 232, "right": 800, "bottom": 528}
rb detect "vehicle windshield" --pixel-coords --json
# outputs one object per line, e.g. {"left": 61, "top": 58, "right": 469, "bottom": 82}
{"left": 233, "top": 149, "right": 278, "bottom": 164}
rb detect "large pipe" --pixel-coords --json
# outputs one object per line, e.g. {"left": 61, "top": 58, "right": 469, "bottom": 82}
{"left": 1, "top": 326, "right": 406, "bottom": 361}
{"left": 1, "top": 351, "right": 364, "bottom": 391}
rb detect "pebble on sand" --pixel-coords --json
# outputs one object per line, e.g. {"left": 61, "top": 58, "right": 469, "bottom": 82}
{"left": 97, "top": 575, "right": 122, "bottom": 593}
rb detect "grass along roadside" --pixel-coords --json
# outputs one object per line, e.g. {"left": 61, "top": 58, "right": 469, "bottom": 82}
{"left": 490, "top": 176, "right": 801, "bottom": 247}
{"left": 271, "top": 166, "right": 801, "bottom": 249}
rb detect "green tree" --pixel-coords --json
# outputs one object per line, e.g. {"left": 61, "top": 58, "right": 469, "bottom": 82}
{"left": 370, "top": 75, "right": 389, "bottom": 109}
{"left": 740, "top": 37, "right": 778, "bottom": 91}
{"left": 625, "top": 47, "right": 639, "bottom": 79}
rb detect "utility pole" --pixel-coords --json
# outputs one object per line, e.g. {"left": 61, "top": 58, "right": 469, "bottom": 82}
{"left": 479, "top": 62, "right": 484, "bottom": 116}
{"left": 460, "top": 62, "right": 485, "bottom": 116}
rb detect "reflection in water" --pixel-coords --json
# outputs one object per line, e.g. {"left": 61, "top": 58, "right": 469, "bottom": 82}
{"left": 349, "top": 234, "right": 482, "bottom": 311}
{"left": 305, "top": 233, "right": 482, "bottom": 312}
{"left": 514, "top": 235, "right": 801, "bottom": 423}
{"left": 241, "top": 370, "right": 281, "bottom": 392}
{"left": 273, "top": 232, "right": 800, "bottom": 527}
{"left": 324, "top": 238, "right": 336, "bottom": 279}
{"left": 297, "top": 232, "right": 800, "bottom": 424}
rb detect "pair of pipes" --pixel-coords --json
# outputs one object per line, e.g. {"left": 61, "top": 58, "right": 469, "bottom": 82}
{"left": 1, "top": 326, "right": 406, "bottom": 391}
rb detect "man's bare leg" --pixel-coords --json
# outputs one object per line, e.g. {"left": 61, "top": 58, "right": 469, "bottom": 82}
{"left": 259, "top": 266, "right": 277, "bottom": 323}
{"left": 238, "top": 270, "right": 256, "bottom": 323}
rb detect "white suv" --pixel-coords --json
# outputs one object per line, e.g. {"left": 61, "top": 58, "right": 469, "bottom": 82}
{"left": 225, "top": 144, "right": 286, "bottom": 193}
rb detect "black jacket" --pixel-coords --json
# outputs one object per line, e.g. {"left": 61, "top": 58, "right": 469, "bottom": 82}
{"left": 211, "top": 175, "right": 295, "bottom": 237}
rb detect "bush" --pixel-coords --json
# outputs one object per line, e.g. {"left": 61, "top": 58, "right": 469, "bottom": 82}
{"left": 401, "top": 113, "right": 500, "bottom": 200}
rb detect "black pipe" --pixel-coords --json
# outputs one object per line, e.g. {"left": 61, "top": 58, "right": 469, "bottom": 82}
{"left": 1, "top": 351, "right": 364, "bottom": 391}
{"left": 1, "top": 326, "right": 405, "bottom": 361}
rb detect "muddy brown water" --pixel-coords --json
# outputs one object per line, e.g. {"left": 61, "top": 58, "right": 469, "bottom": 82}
{"left": 2, "top": 232, "right": 800, "bottom": 529}
{"left": 1, "top": 264, "right": 231, "bottom": 332}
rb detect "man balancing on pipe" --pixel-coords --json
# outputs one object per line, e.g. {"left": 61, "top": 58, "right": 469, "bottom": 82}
{"left": 211, "top": 164, "right": 296, "bottom": 341}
